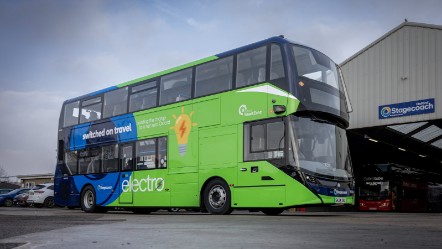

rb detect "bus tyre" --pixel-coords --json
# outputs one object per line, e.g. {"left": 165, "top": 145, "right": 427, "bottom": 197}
{"left": 261, "top": 208, "right": 284, "bottom": 216}
{"left": 81, "top": 185, "right": 97, "bottom": 213}
{"left": 203, "top": 179, "right": 233, "bottom": 215}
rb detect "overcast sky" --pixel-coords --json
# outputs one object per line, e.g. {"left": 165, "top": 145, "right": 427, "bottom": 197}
{"left": 1, "top": 0, "right": 442, "bottom": 177}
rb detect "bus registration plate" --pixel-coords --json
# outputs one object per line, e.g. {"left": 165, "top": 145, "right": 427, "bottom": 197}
{"left": 335, "top": 197, "right": 346, "bottom": 204}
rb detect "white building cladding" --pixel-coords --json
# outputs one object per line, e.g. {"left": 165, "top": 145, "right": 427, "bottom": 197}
{"left": 341, "top": 22, "right": 442, "bottom": 129}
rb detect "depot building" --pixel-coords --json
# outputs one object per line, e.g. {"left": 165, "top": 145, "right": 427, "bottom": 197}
{"left": 340, "top": 22, "right": 442, "bottom": 212}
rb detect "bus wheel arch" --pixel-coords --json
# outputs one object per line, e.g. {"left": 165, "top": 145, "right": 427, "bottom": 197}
{"left": 201, "top": 177, "right": 233, "bottom": 215}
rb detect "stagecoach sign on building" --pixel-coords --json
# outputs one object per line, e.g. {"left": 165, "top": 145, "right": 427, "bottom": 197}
{"left": 379, "top": 98, "right": 435, "bottom": 119}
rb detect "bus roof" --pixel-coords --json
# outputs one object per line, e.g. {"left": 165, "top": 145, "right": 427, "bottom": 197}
{"left": 64, "top": 36, "right": 301, "bottom": 104}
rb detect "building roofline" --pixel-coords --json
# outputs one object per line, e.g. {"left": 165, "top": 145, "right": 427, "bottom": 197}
{"left": 340, "top": 21, "right": 442, "bottom": 66}
{"left": 15, "top": 173, "right": 54, "bottom": 179}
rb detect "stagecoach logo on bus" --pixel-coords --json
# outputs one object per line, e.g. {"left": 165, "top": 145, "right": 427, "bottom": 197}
{"left": 97, "top": 185, "right": 113, "bottom": 191}
{"left": 238, "top": 104, "right": 263, "bottom": 117}
{"left": 333, "top": 189, "right": 349, "bottom": 196}
{"left": 379, "top": 98, "right": 435, "bottom": 119}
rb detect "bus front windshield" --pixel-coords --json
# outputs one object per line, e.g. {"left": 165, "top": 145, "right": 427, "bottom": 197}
{"left": 359, "top": 181, "right": 390, "bottom": 200}
{"left": 292, "top": 45, "right": 351, "bottom": 119}
{"left": 292, "top": 45, "right": 340, "bottom": 91}
{"left": 288, "top": 115, "right": 352, "bottom": 180}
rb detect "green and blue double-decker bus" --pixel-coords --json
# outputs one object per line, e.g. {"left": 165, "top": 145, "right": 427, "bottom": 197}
{"left": 55, "top": 36, "right": 354, "bottom": 215}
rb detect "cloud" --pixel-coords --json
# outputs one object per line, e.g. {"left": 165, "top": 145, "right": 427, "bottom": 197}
{"left": 154, "top": 1, "right": 218, "bottom": 32}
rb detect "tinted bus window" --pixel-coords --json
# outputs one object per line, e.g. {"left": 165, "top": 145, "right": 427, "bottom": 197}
{"left": 195, "top": 56, "right": 233, "bottom": 97}
{"left": 103, "top": 87, "right": 128, "bottom": 118}
{"left": 63, "top": 101, "right": 79, "bottom": 127}
{"left": 160, "top": 69, "right": 193, "bottom": 105}
{"left": 251, "top": 124, "right": 265, "bottom": 152}
{"left": 244, "top": 119, "right": 285, "bottom": 161}
{"left": 270, "top": 44, "right": 285, "bottom": 80}
{"left": 120, "top": 144, "right": 134, "bottom": 171}
{"left": 158, "top": 137, "right": 167, "bottom": 168}
{"left": 78, "top": 148, "right": 101, "bottom": 174}
{"left": 267, "top": 122, "right": 285, "bottom": 150}
{"left": 236, "top": 46, "right": 267, "bottom": 88}
{"left": 102, "top": 144, "right": 118, "bottom": 173}
{"left": 136, "top": 139, "right": 156, "bottom": 170}
{"left": 129, "top": 81, "right": 157, "bottom": 112}
{"left": 80, "top": 97, "right": 102, "bottom": 123}
{"left": 65, "top": 151, "right": 78, "bottom": 175}
{"left": 292, "top": 45, "right": 339, "bottom": 89}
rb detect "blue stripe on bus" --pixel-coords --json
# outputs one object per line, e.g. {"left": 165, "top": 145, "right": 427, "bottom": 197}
{"left": 73, "top": 173, "right": 123, "bottom": 206}
{"left": 70, "top": 123, "right": 91, "bottom": 150}
{"left": 69, "top": 114, "right": 137, "bottom": 151}
{"left": 111, "top": 114, "right": 137, "bottom": 143}
{"left": 90, "top": 86, "right": 119, "bottom": 97}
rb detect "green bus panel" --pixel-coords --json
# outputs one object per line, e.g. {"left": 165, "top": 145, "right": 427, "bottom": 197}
{"left": 169, "top": 173, "right": 199, "bottom": 207}
{"left": 199, "top": 126, "right": 237, "bottom": 170}
{"left": 193, "top": 97, "right": 221, "bottom": 127}
{"left": 233, "top": 186, "right": 286, "bottom": 208}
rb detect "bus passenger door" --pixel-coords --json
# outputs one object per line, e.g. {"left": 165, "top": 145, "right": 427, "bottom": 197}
{"left": 235, "top": 119, "right": 286, "bottom": 207}
{"left": 119, "top": 144, "right": 134, "bottom": 204}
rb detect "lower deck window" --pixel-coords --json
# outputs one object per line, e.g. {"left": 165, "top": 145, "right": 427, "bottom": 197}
{"left": 65, "top": 151, "right": 78, "bottom": 175}
{"left": 79, "top": 148, "right": 101, "bottom": 174}
{"left": 136, "top": 137, "right": 168, "bottom": 170}
{"left": 244, "top": 119, "right": 285, "bottom": 161}
{"left": 64, "top": 136, "right": 167, "bottom": 175}
{"left": 102, "top": 145, "right": 118, "bottom": 172}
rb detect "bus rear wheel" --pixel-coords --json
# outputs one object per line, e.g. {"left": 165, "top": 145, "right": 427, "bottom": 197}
{"left": 81, "top": 185, "right": 98, "bottom": 213}
{"left": 203, "top": 179, "right": 233, "bottom": 215}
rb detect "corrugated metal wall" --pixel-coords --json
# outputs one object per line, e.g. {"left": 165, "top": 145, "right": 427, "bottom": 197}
{"left": 341, "top": 23, "right": 442, "bottom": 129}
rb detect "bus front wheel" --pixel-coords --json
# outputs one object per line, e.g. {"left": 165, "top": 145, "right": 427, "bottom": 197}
{"left": 203, "top": 179, "right": 233, "bottom": 215}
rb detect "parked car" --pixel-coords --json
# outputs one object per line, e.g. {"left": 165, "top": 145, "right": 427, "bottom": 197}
{"left": 0, "top": 188, "right": 30, "bottom": 207}
{"left": 13, "top": 190, "right": 30, "bottom": 207}
{"left": 0, "top": 189, "right": 13, "bottom": 194}
{"left": 27, "top": 183, "right": 54, "bottom": 208}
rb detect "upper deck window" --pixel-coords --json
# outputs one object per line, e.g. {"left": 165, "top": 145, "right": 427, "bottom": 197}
{"left": 103, "top": 87, "right": 128, "bottom": 118}
{"left": 195, "top": 56, "right": 233, "bottom": 97}
{"left": 160, "top": 69, "right": 193, "bottom": 105}
{"left": 129, "top": 81, "right": 157, "bottom": 112}
{"left": 63, "top": 101, "right": 80, "bottom": 127}
{"left": 292, "top": 45, "right": 339, "bottom": 90}
{"left": 236, "top": 46, "right": 267, "bottom": 88}
{"left": 80, "top": 97, "right": 102, "bottom": 123}
{"left": 270, "top": 44, "right": 285, "bottom": 80}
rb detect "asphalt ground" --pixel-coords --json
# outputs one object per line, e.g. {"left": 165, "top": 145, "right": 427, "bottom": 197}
{"left": 0, "top": 207, "right": 441, "bottom": 249}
